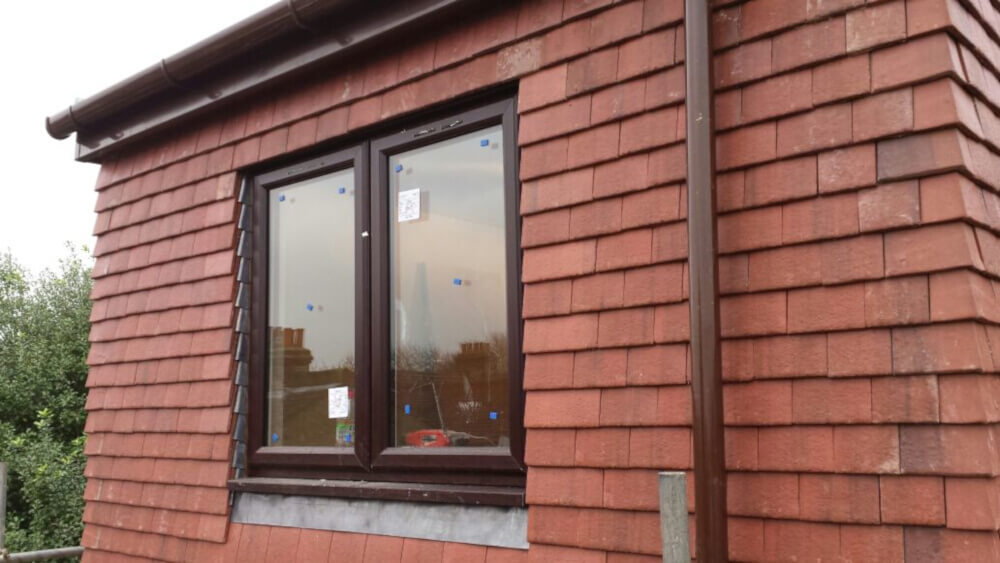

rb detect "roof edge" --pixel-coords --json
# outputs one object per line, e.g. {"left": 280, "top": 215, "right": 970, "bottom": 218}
{"left": 45, "top": 0, "right": 466, "bottom": 162}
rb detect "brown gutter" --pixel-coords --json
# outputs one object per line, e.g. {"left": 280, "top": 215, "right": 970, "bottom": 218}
{"left": 685, "top": 0, "right": 728, "bottom": 559}
{"left": 45, "top": 0, "right": 353, "bottom": 140}
{"left": 45, "top": 0, "right": 466, "bottom": 162}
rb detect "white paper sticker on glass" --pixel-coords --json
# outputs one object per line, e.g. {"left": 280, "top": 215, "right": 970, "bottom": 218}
{"left": 397, "top": 188, "right": 421, "bottom": 222}
{"left": 328, "top": 386, "right": 350, "bottom": 419}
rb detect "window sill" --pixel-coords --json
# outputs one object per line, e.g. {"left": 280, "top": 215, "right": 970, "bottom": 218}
{"left": 229, "top": 482, "right": 528, "bottom": 549}
{"left": 228, "top": 477, "right": 524, "bottom": 507}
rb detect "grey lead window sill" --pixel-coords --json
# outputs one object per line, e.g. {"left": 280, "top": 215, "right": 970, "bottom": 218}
{"left": 231, "top": 489, "right": 528, "bottom": 549}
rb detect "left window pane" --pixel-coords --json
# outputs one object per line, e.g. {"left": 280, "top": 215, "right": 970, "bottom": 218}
{"left": 267, "top": 169, "right": 355, "bottom": 447}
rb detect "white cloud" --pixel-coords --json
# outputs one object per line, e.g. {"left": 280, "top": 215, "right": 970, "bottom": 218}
{"left": 0, "top": 0, "right": 273, "bottom": 272}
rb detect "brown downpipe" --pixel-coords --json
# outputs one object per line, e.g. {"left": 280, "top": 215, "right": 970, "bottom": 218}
{"left": 685, "top": 0, "right": 728, "bottom": 560}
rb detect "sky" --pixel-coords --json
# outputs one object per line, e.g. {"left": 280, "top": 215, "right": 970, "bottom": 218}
{"left": 0, "top": 0, "right": 274, "bottom": 273}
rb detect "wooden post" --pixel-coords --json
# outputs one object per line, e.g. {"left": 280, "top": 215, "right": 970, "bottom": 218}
{"left": 659, "top": 471, "right": 689, "bottom": 563}
{"left": 1, "top": 461, "right": 7, "bottom": 554}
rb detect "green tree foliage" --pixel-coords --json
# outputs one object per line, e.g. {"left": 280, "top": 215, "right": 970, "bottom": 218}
{"left": 0, "top": 248, "right": 92, "bottom": 555}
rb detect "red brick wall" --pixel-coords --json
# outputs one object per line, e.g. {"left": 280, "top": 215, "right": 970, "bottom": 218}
{"left": 78, "top": 0, "right": 1000, "bottom": 561}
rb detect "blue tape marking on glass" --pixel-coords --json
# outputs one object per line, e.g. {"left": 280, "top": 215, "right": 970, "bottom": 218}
{"left": 395, "top": 164, "right": 403, "bottom": 173}
{"left": 404, "top": 404, "right": 411, "bottom": 415}
{"left": 480, "top": 139, "right": 489, "bottom": 147}
{"left": 338, "top": 187, "right": 346, "bottom": 194}
{"left": 453, "top": 278, "right": 462, "bottom": 286}
{"left": 489, "top": 411, "right": 498, "bottom": 420}
{"left": 306, "top": 303, "right": 314, "bottom": 311}
{"left": 271, "top": 433, "right": 279, "bottom": 443}
{"left": 278, "top": 194, "right": 286, "bottom": 202}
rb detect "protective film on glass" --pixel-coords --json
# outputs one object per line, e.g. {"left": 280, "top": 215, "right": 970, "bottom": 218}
{"left": 267, "top": 169, "right": 356, "bottom": 447}
{"left": 389, "top": 125, "right": 510, "bottom": 449}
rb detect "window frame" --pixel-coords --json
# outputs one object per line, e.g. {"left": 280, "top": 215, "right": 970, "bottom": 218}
{"left": 243, "top": 95, "right": 525, "bottom": 500}
{"left": 370, "top": 98, "right": 524, "bottom": 475}
{"left": 248, "top": 143, "right": 372, "bottom": 473}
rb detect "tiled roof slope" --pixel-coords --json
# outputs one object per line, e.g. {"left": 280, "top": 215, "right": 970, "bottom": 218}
{"left": 78, "top": 0, "right": 1000, "bottom": 560}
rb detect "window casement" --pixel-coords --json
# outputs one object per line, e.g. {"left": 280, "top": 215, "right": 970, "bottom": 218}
{"left": 238, "top": 97, "right": 524, "bottom": 505}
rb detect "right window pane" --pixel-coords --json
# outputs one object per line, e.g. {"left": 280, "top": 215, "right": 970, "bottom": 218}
{"left": 389, "top": 125, "right": 510, "bottom": 449}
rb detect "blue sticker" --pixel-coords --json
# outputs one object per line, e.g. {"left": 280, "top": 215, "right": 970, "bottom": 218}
{"left": 404, "top": 404, "right": 411, "bottom": 415}
{"left": 278, "top": 194, "right": 286, "bottom": 202}
{"left": 395, "top": 164, "right": 404, "bottom": 173}
{"left": 271, "top": 433, "right": 279, "bottom": 443}
{"left": 345, "top": 433, "right": 351, "bottom": 444}
{"left": 306, "top": 303, "right": 314, "bottom": 311}
{"left": 338, "top": 187, "right": 346, "bottom": 194}
{"left": 453, "top": 278, "right": 462, "bottom": 286}
{"left": 489, "top": 411, "right": 498, "bottom": 420}
{"left": 480, "top": 139, "right": 489, "bottom": 147}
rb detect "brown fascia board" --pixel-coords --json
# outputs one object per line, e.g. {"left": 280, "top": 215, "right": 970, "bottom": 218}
{"left": 44, "top": 0, "right": 467, "bottom": 162}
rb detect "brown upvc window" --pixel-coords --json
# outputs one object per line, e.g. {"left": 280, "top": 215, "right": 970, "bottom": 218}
{"left": 244, "top": 97, "right": 524, "bottom": 504}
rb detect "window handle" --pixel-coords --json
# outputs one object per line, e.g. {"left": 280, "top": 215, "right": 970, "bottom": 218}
{"left": 361, "top": 231, "right": 369, "bottom": 238}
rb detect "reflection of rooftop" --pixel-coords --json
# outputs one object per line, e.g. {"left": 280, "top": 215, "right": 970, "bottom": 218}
{"left": 269, "top": 326, "right": 354, "bottom": 394}
{"left": 270, "top": 327, "right": 314, "bottom": 371}
{"left": 268, "top": 326, "right": 355, "bottom": 447}
{"left": 394, "top": 338, "right": 509, "bottom": 447}
{"left": 459, "top": 341, "right": 490, "bottom": 355}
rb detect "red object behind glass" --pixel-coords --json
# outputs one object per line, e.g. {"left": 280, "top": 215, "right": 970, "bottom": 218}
{"left": 405, "top": 429, "right": 451, "bottom": 447}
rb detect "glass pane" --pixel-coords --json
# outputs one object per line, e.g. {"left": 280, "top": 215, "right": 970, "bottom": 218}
{"left": 268, "top": 169, "right": 356, "bottom": 448}
{"left": 389, "top": 125, "right": 509, "bottom": 449}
